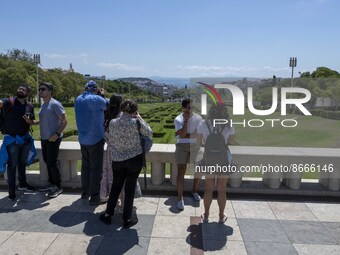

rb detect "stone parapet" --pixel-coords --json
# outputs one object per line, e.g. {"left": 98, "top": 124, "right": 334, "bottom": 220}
{"left": 0, "top": 141, "right": 339, "bottom": 193}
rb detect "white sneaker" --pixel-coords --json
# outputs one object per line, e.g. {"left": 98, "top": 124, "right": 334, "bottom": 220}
{"left": 177, "top": 200, "right": 184, "bottom": 210}
{"left": 192, "top": 192, "right": 201, "bottom": 202}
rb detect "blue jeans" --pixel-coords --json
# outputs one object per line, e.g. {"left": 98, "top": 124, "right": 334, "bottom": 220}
{"left": 41, "top": 138, "right": 62, "bottom": 188}
{"left": 6, "top": 140, "right": 31, "bottom": 194}
{"left": 80, "top": 139, "right": 105, "bottom": 197}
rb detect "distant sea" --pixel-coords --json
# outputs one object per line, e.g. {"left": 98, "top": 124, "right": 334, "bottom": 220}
{"left": 149, "top": 77, "right": 190, "bottom": 87}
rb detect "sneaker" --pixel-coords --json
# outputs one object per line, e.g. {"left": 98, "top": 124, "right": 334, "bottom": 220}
{"left": 192, "top": 192, "right": 201, "bottom": 202}
{"left": 47, "top": 187, "right": 63, "bottom": 198}
{"left": 18, "top": 184, "right": 35, "bottom": 192}
{"left": 8, "top": 193, "right": 16, "bottom": 201}
{"left": 99, "top": 213, "right": 112, "bottom": 225}
{"left": 123, "top": 218, "right": 138, "bottom": 229}
{"left": 38, "top": 184, "right": 55, "bottom": 192}
{"left": 177, "top": 200, "right": 184, "bottom": 210}
{"left": 81, "top": 192, "right": 90, "bottom": 199}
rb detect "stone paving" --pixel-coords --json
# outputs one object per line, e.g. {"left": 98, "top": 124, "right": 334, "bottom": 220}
{"left": 0, "top": 190, "right": 339, "bottom": 254}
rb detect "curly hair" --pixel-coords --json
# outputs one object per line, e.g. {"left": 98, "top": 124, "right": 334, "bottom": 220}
{"left": 104, "top": 94, "right": 123, "bottom": 131}
{"left": 120, "top": 99, "right": 138, "bottom": 114}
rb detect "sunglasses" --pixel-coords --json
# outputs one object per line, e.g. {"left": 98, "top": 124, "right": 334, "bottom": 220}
{"left": 38, "top": 88, "right": 47, "bottom": 91}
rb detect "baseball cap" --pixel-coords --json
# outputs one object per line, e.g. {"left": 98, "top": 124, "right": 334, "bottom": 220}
{"left": 85, "top": 80, "right": 97, "bottom": 89}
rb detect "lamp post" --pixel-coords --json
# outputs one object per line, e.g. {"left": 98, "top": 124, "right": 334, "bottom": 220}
{"left": 33, "top": 54, "right": 41, "bottom": 103}
{"left": 289, "top": 57, "right": 297, "bottom": 87}
{"left": 289, "top": 57, "right": 297, "bottom": 111}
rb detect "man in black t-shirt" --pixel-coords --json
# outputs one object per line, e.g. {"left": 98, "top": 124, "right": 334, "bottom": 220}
{"left": 0, "top": 83, "right": 36, "bottom": 201}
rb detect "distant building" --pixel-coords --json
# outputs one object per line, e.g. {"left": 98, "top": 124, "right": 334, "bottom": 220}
{"left": 84, "top": 74, "right": 106, "bottom": 80}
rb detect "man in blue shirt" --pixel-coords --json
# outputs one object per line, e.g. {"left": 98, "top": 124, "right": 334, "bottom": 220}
{"left": 75, "top": 80, "right": 108, "bottom": 205}
{"left": 0, "top": 83, "right": 36, "bottom": 201}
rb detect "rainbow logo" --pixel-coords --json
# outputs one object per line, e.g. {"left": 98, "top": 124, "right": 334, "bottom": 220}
{"left": 196, "top": 82, "right": 223, "bottom": 106}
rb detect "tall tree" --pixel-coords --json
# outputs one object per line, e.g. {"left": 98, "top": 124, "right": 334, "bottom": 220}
{"left": 6, "top": 49, "right": 33, "bottom": 62}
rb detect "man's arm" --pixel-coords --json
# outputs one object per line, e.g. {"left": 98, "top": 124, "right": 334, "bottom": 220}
{"left": 0, "top": 100, "right": 3, "bottom": 109}
{"left": 176, "top": 121, "right": 189, "bottom": 138}
{"left": 48, "top": 113, "right": 68, "bottom": 142}
{"left": 175, "top": 112, "right": 193, "bottom": 139}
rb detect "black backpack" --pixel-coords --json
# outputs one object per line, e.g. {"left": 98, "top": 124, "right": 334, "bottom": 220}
{"left": 0, "top": 97, "right": 14, "bottom": 134}
{"left": 203, "top": 121, "right": 229, "bottom": 166}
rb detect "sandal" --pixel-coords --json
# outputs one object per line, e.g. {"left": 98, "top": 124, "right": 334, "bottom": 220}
{"left": 219, "top": 214, "right": 227, "bottom": 224}
{"left": 201, "top": 212, "right": 209, "bottom": 223}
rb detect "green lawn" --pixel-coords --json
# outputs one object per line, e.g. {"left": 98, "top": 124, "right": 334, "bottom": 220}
{"left": 224, "top": 107, "right": 340, "bottom": 148}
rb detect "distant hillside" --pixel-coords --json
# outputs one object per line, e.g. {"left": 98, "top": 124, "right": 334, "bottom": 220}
{"left": 117, "top": 77, "right": 160, "bottom": 87}
{"left": 118, "top": 77, "right": 191, "bottom": 88}
{"left": 116, "top": 77, "right": 182, "bottom": 98}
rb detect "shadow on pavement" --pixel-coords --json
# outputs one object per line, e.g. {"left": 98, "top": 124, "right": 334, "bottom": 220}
{"left": 186, "top": 222, "right": 233, "bottom": 252}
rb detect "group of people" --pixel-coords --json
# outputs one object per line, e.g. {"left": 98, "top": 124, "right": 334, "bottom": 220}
{"left": 0, "top": 82, "right": 67, "bottom": 200}
{"left": 0, "top": 80, "right": 153, "bottom": 229}
{"left": 0, "top": 81, "right": 236, "bottom": 228}
{"left": 75, "top": 80, "right": 152, "bottom": 228}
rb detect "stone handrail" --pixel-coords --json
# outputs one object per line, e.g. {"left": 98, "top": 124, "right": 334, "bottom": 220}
{"left": 1, "top": 141, "right": 339, "bottom": 192}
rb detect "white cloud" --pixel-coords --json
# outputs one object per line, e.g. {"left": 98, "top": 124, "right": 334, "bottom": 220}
{"left": 175, "top": 65, "right": 289, "bottom": 77}
{"left": 78, "top": 53, "right": 88, "bottom": 58}
{"left": 44, "top": 53, "right": 68, "bottom": 59}
{"left": 97, "top": 62, "right": 145, "bottom": 72}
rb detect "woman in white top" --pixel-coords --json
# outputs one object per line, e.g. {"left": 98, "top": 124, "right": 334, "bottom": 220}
{"left": 197, "top": 104, "right": 237, "bottom": 224}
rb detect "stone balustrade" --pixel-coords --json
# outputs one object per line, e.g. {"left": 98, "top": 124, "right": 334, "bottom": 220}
{"left": 1, "top": 141, "right": 339, "bottom": 192}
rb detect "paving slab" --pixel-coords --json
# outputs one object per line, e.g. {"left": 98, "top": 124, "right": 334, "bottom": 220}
{"left": 238, "top": 218, "right": 290, "bottom": 243}
{"left": 269, "top": 201, "right": 318, "bottom": 221}
{"left": 0, "top": 231, "right": 58, "bottom": 255}
{"left": 0, "top": 209, "right": 37, "bottom": 231}
{"left": 147, "top": 237, "right": 190, "bottom": 255}
{"left": 322, "top": 222, "right": 340, "bottom": 243}
{"left": 133, "top": 196, "right": 159, "bottom": 215}
{"left": 23, "top": 211, "right": 69, "bottom": 232}
{"left": 44, "top": 233, "right": 103, "bottom": 255}
{"left": 293, "top": 244, "right": 340, "bottom": 255}
{"left": 0, "top": 230, "right": 14, "bottom": 245}
{"left": 244, "top": 241, "right": 298, "bottom": 255}
{"left": 305, "top": 202, "right": 340, "bottom": 222}
{"left": 280, "top": 220, "right": 338, "bottom": 245}
{"left": 232, "top": 201, "right": 276, "bottom": 220}
{"left": 151, "top": 215, "right": 190, "bottom": 238}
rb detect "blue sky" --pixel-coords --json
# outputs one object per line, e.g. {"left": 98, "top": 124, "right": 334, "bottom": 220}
{"left": 1, "top": 0, "right": 339, "bottom": 78}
